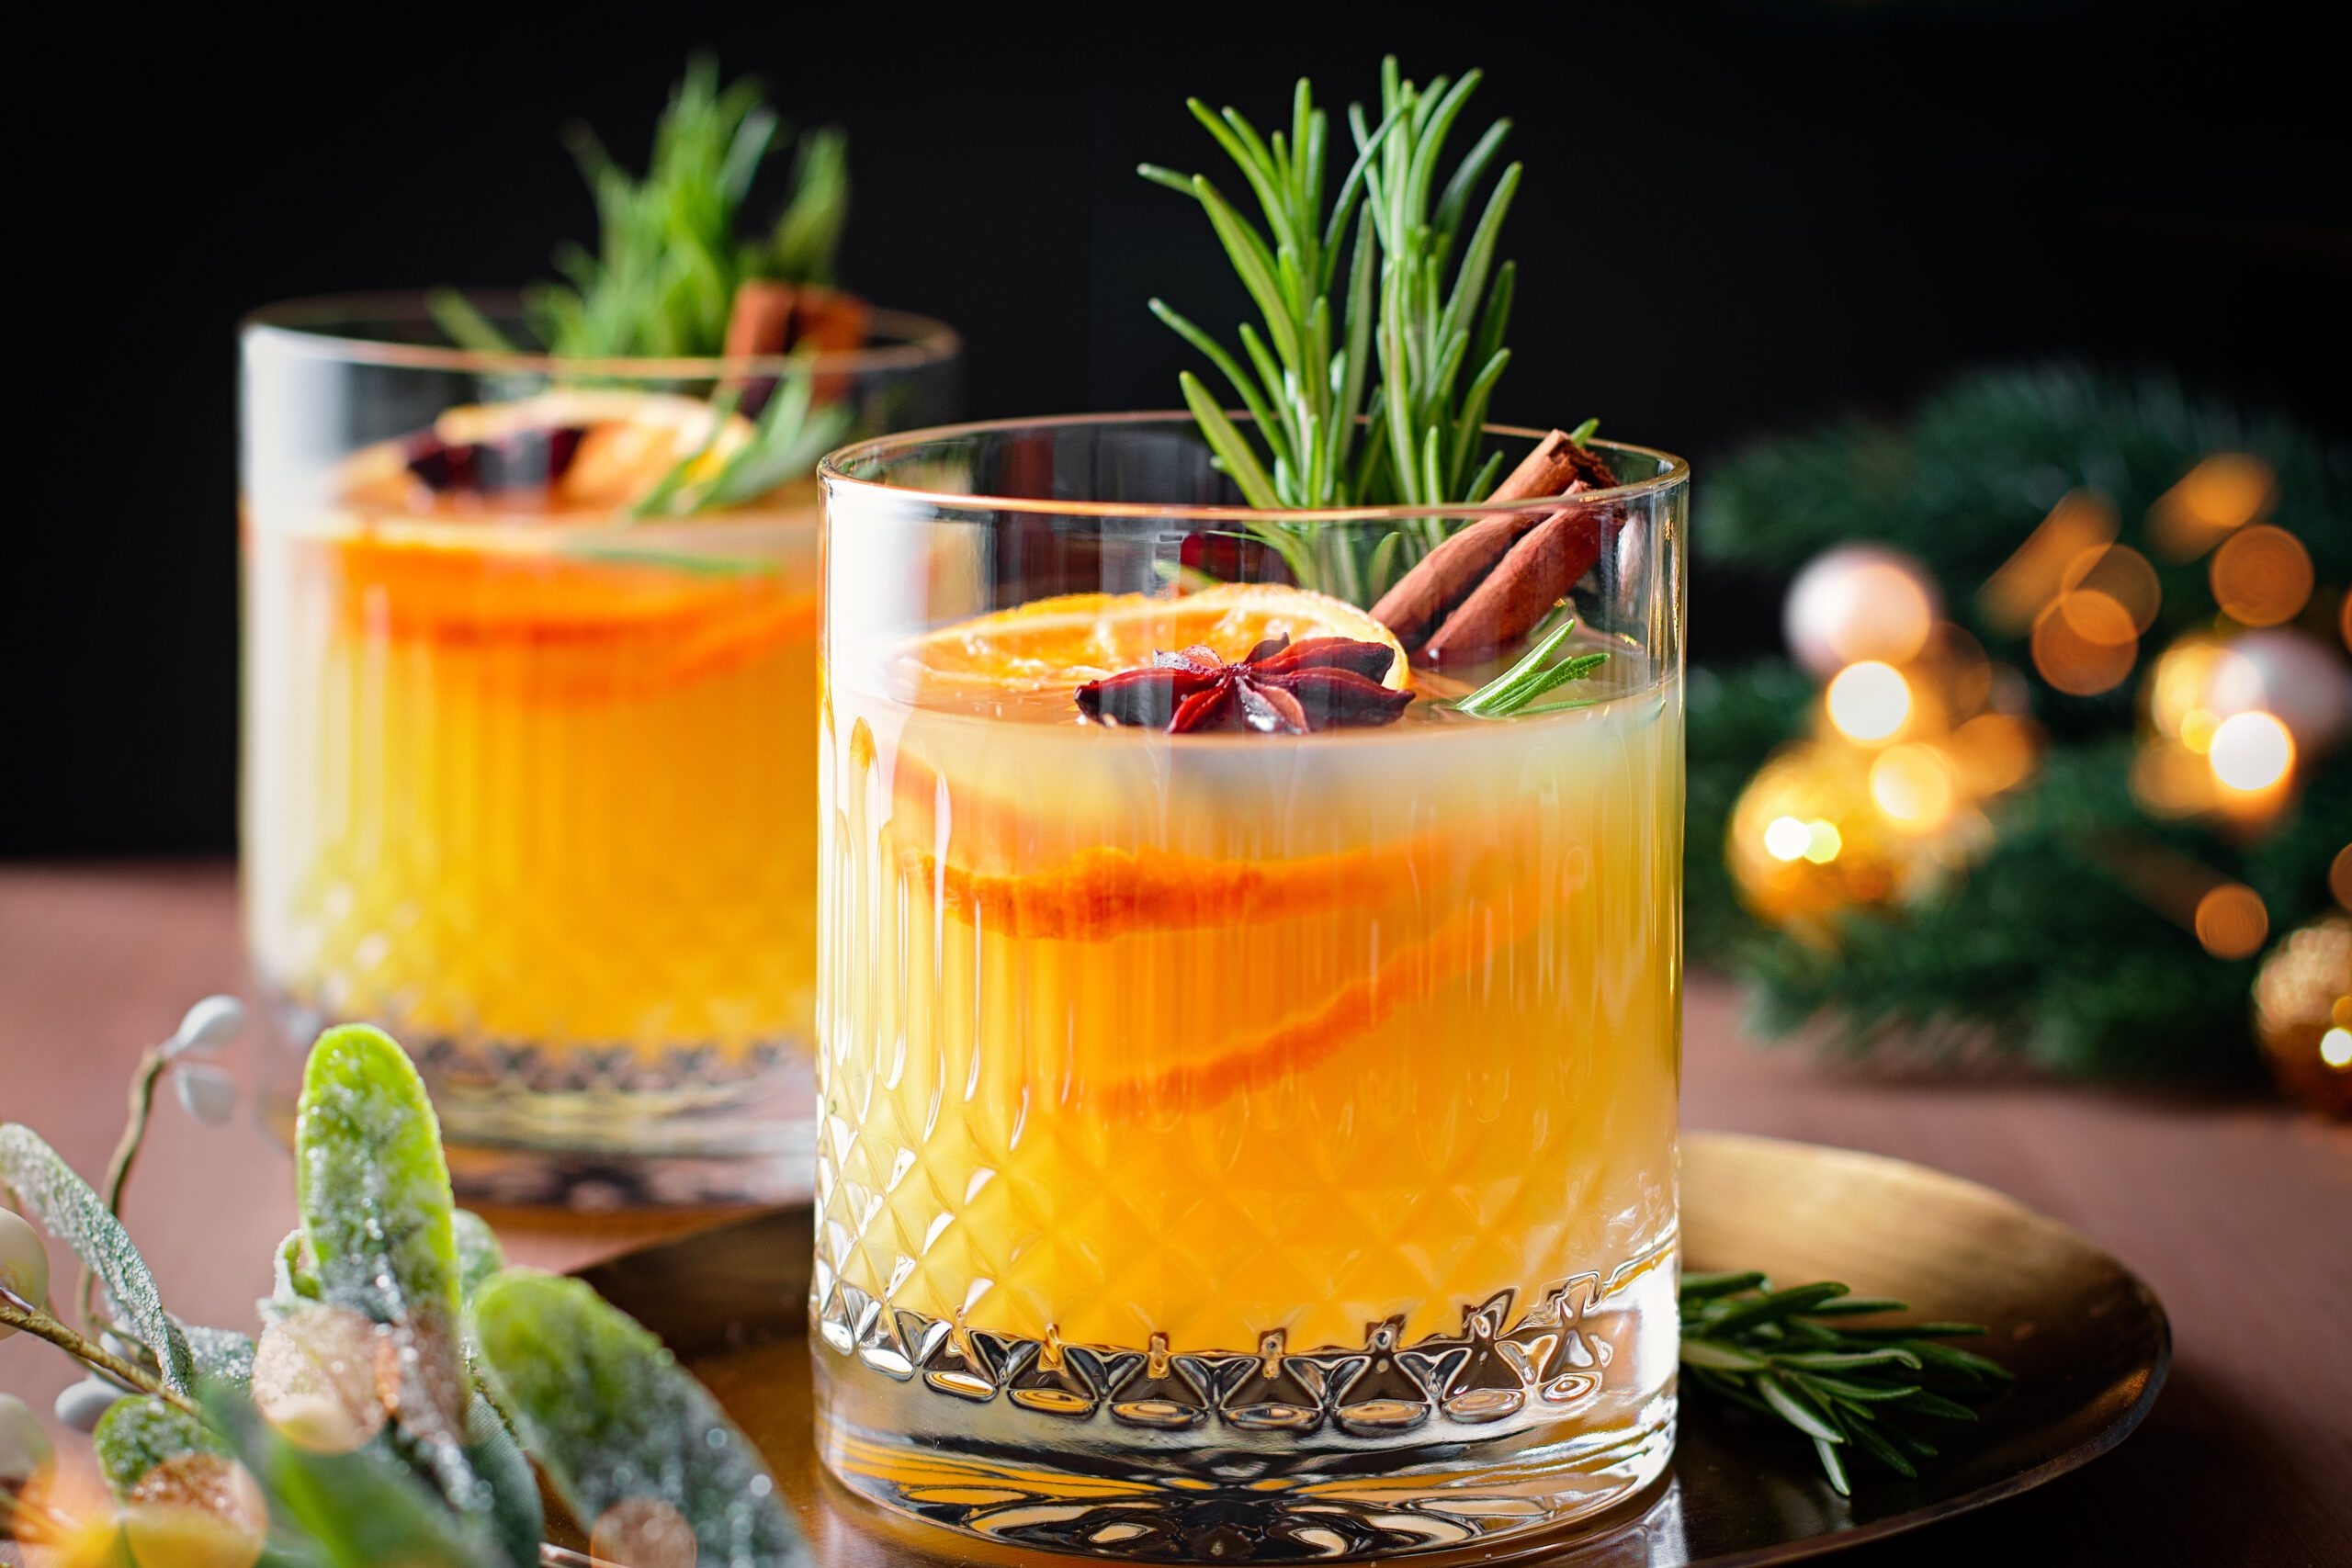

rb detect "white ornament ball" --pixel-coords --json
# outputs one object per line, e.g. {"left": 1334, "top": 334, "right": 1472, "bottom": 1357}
{"left": 2207, "top": 629, "right": 2352, "bottom": 752}
{"left": 0, "top": 1209, "right": 49, "bottom": 1336}
{"left": 1785, "top": 545, "right": 1943, "bottom": 679}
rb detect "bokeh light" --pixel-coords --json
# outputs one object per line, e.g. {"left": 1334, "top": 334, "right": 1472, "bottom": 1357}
{"left": 1826, "top": 660, "right": 1911, "bottom": 742}
{"left": 2193, "top": 883, "right": 2269, "bottom": 959}
{"left": 1764, "top": 816, "right": 1811, "bottom": 862}
{"left": 1948, "top": 713, "right": 2038, "bottom": 795}
{"left": 1869, "top": 744, "right": 1957, "bottom": 832}
{"left": 593, "top": 1497, "right": 697, "bottom": 1568}
{"left": 122, "top": 1452, "right": 268, "bottom": 1568}
{"left": 2323, "top": 1028, "right": 2352, "bottom": 1071}
{"left": 2030, "top": 599, "right": 2137, "bottom": 696}
{"left": 2149, "top": 452, "right": 2274, "bottom": 560}
{"left": 2333, "top": 843, "right": 2352, "bottom": 910}
{"left": 2210, "top": 524, "right": 2313, "bottom": 626}
{"left": 1786, "top": 547, "right": 1939, "bottom": 673}
{"left": 252, "top": 1304, "right": 390, "bottom": 1454}
{"left": 2208, "top": 711, "right": 2295, "bottom": 793}
{"left": 1980, "top": 489, "right": 2118, "bottom": 634}
{"left": 2061, "top": 544, "right": 2161, "bottom": 642}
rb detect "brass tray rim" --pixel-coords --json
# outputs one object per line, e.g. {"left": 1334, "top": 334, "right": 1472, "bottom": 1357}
{"left": 571, "top": 1129, "right": 2174, "bottom": 1565}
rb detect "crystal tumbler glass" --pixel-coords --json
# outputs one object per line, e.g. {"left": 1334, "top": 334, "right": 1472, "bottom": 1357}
{"left": 242, "top": 294, "right": 958, "bottom": 1204}
{"left": 814, "top": 413, "right": 1686, "bottom": 1557}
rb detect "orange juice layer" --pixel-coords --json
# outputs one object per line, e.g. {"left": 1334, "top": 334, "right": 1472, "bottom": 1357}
{"left": 818, "top": 677, "right": 1682, "bottom": 1352}
{"left": 244, "top": 515, "right": 820, "bottom": 1058}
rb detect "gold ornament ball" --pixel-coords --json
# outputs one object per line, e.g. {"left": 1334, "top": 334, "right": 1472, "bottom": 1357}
{"left": 1727, "top": 743, "right": 1956, "bottom": 932}
{"left": 2251, "top": 912, "right": 2352, "bottom": 1118}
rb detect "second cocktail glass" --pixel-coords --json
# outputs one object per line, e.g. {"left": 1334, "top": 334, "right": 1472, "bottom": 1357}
{"left": 242, "top": 297, "right": 959, "bottom": 1203}
{"left": 814, "top": 414, "right": 1687, "bottom": 1558}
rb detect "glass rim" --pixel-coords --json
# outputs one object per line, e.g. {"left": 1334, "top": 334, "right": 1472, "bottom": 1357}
{"left": 819, "top": 412, "right": 1688, "bottom": 525}
{"left": 241, "top": 289, "right": 963, "bottom": 379}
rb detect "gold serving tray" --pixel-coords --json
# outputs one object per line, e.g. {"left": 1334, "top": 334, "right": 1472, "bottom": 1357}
{"left": 568, "top": 1132, "right": 2167, "bottom": 1564}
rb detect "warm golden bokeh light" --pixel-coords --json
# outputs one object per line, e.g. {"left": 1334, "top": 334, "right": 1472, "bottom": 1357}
{"left": 2323, "top": 1028, "right": 2352, "bottom": 1071}
{"left": 252, "top": 1304, "right": 390, "bottom": 1454}
{"left": 1826, "top": 660, "right": 1911, "bottom": 742}
{"left": 2030, "top": 599, "right": 2137, "bottom": 696}
{"left": 592, "top": 1497, "right": 698, "bottom": 1568}
{"left": 1980, "top": 489, "right": 2120, "bottom": 634}
{"left": 2194, "top": 883, "right": 2270, "bottom": 960}
{"left": 1949, "top": 713, "right": 2038, "bottom": 795}
{"left": 1869, "top": 744, "right": 1957, "bottom": 832}
{"left": 2149, "top": 452, "right": 2275, "bottom": 560}
{"left": 121, "top": 1453, "right": 268, "bottom": 1568}
{"left": 1764, "top": 816, "right": 1811, "bottom": 862}
{"left": 2208, "top": 711, "right": 2295, "bottom": 793}
{"left": 2061, "top": 544, "right": 2161, "bottom": 643}
{"left": 2130, "top": 739, "right": 2214, "bottom": 818}
{"left": 1804, "top": 820, "right": 1844, "bottom": 864}
{"left": 2147, "top": 637, "right": 2237, "bottom": 750}
{"left": 2210, "top": 524, "right": 2314, "bottom": 626}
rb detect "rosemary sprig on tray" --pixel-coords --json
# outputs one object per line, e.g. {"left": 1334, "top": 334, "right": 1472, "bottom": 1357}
{"left": 1680, "top": 1272, "right": 2013, "bottom": 1495}
{"left": 431, "top": 58, "right": 850, "bottom": 359}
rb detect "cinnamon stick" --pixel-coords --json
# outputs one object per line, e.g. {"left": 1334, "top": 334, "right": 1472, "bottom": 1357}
{"left": 1420, "top": 502, "right": 1608, "bottom": 665}
{"left": 1370, "top": 429, "right": 1610, "bottom": 649}
{"left": 723, "top": 279, "right": 800, "bottom": 359}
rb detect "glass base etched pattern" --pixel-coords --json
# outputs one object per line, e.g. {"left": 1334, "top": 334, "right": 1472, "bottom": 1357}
{"left": 811, "top": 1250, "right": 1677, "bottom": 1561}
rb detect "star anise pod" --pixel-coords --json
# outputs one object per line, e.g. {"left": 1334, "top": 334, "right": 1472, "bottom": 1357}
{"left": 1075, "top": 635, "right": 1414, "bottom": 734}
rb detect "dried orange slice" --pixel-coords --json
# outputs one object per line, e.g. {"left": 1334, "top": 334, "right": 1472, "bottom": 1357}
{"left": 340, "top": 389, "right": 757, "bottom": 516}
{"left": 902, "top": 583, "right": 1409, "bottom": 697}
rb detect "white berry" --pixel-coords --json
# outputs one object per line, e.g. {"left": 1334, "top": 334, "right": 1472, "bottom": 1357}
{"left": 0, "top": 1209, "right": 49, "bottom": 1335}
{"left": 53, "top": 1377, "right": 119, "bottom": 1433}
{"left": 175, "top": 1064, "right": 240, "bottom": 1127}
{"left": 165, "top": 994, "right": 246, "bottom": 1058}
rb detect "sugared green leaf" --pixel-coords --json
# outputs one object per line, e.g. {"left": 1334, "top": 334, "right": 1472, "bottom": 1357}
{"left": 293, "top": 1026, "right": 477, "bottom": 1513}
{"left": 472, "top": 1271, "right": 807, "bottom": 1568}
{"left": 93, "top": 1395, "right": 224, "bottom": 1497}
{"left": 207, "top": 1388, "right": 502, "bottom": 1568}
{"left": 463, "top": 1393, "right": 544, "bottom": 1568}
{"left": 450, "top": 1212, "right": 504, "bottom": 1307}
{"left": 0, "top": 1123, "right": 194, "bottom": 1391}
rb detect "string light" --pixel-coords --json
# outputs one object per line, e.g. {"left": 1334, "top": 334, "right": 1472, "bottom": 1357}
{"left": 1869, "top": 745, "right": 1957, "bottom": 832}
{"left": 2192, "top": 883, "right": 2269, "bottom": 960}
{"left": 2030, "top": 597, "right": 2137, "bottom": 696}
{"left": 2208, "top": 711, "right": 2294, "bottom": 793}
{"left": 2323, "top": 1028, "right": 2352, "bottom": 1071}
{"left": 2210, "top": 525, "right": 2314, "bottom": 626}
{"left": 1826, "top": 661, "right": 1911, "bottom": 742}
{"left": 2148, "top": 452, "right": 2274, "bottom": 560}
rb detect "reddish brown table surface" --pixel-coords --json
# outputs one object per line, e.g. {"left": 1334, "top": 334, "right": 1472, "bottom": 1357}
{"left": 3, "top": 863, "right": 2346, "bottom": 1565}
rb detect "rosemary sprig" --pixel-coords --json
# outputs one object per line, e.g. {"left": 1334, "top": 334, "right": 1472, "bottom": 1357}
{"left": 1680, "top": 1271, "right": 2013, "bottom": 1495}
{"left": 624, "top": 359, "right": 851, "bottom": 520}
{"left": 431, "top": 58, "right": 850, "bottom": 359}
{"left": 1144, "top": 58, "right": 1541, "bottom": 603}
{"left": 1452, "top": 615, "right": 1610, "bottom": 717}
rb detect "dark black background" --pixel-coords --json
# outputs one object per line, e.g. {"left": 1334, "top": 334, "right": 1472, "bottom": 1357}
{"left": 9, "top": 1, "right": 2346, "bottom": 855}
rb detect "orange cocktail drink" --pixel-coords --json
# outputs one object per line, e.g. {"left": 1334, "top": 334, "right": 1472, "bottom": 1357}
{"left": 241, "top": 301, "right": 957, "bottom": 1201}
{"left": 813, "top": 417, "right": 1688, "bottom": 1556}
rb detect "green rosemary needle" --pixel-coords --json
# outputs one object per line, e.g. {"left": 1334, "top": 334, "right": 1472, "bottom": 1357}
{"left": 1452, "top": 616, "right": 1611, "bottom": 717}
{"left": 1680, "top": 1271, "right": 2012, "bottom": 1495}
